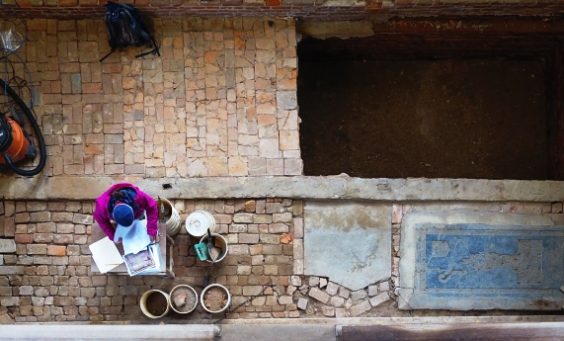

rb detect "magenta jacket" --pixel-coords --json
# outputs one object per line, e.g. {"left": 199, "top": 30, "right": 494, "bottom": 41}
{"left": 93, "top": 183, "right": 158, "bottom": 241}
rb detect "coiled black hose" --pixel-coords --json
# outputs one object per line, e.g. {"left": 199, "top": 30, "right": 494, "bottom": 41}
{"left": 0, "top": 78, "right": 46, "bottom": 177}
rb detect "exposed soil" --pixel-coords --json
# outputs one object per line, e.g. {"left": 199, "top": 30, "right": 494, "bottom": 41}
{"left": 204, "top": 287, "right": 227, "bottom": 312}
{"left": 299, "top": 57, "right": 550, "bottom": 180}
{"left": 146, "top": 292, "right": 168, "bottom": 317}
{"left": 171, "top": 286, "right": 197, "bottom": 313}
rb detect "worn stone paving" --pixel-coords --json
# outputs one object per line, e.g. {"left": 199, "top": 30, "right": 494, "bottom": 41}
{"left": 0, "top": 198, "right": 395, "bottom": 322}
{"left": 2, "top": 199, "right": 564, "bottom": 322}
{"left": 8, "top": 17, "right": 301, "bottom": 179}
{"left": 0, "top": 199, "right": 302, "bottom": 322}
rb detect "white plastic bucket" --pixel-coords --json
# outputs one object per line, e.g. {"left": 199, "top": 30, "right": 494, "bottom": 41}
{"left": 185, "top": 210, "right": 216, "bottom": 237}
{"left": 169, "top": 284, "right": 198, "bottom": 315}
{"left": 200, "top": 283, "right": 231, "bottom": 314}
{"left": 198, "top": 233, "right": 228, "bottom": 263}
{"left": 158, "top": 198, "right": 182, "bottom": 237}
{"left": 139, "top": 289, "right": 170, "bottom": 319}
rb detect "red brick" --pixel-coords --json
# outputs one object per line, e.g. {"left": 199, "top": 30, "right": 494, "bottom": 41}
{"left": 59, "top": 0, "right": 78, "bottom": 5}
{"left": 17, "top": 0, "right": 33, "bottom": 8}
{"left": 82, "top": 83, "right": 102, "bottom": 94}
{"left": 33, "top": 233, "right": 53, "bottom": 243}
{"left": 47, "top": 245, "right": 67, "bottom": 256}
{"left": 15, "top": 234, "right": 34, "bottom": 244}
{"left": 102, "top": 63, "right": 122, "bottom": 74}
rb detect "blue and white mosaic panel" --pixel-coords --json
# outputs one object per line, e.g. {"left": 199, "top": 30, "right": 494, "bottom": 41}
{"left": 399, "top": 211, "right": 564, "bottom": 310}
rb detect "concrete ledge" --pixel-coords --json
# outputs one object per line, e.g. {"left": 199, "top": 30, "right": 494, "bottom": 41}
{"left": 218, "top": 316, "right": 564, "bottom": 324}
{"left": 0, "top": 324, "right": 220, "bottom": 339}
{"left": 337, "top": 322, "right": 564, "bottom": 340}
{"left": 1, "top": 319, "right": 562, "bottom": 341}
{"left": 1, "top": 175, "right": 563, "bottom": 202}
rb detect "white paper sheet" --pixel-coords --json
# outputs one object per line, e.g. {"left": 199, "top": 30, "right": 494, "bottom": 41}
{"left": 114, "top": 219, "right": 151, "bottom": 255}
{"left": 89, "top": 237, "right": 123, "bottom": 273}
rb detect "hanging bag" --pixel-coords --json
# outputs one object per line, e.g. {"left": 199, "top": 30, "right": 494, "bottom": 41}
{"left": 99, "top": 1, "right": 160, "bottom": 63}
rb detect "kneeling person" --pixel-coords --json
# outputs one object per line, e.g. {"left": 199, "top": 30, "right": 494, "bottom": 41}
{"left": 94, "top": 183, "right": 158, "bottom": 254}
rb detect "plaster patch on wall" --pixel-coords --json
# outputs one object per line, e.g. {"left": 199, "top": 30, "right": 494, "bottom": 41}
{"left": 304, "top": 201, "right": 391, "bottom": 291}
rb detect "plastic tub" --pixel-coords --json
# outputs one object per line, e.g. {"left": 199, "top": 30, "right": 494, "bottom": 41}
{"left": 158, "top": 198, "right": 182, "bottom": 237}
{"left": 139, "top": 289, "right": 170, "bottom": 319}
{"left": 185, "top": 210, "right": 216, "bottom": 237}
{"left": 198, "top": 233, "right": 228, "bottom": 263}
{"left": 169, "top": 284, "right": 199, "bottom": 314}
{"left": 200, "top": 283, "right": 231, "bottom": 314}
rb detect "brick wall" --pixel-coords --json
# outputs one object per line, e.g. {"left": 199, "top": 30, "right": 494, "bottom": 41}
{"left": 0, "top": 1, "right": 562, "bottom": 19}
{"left": 0, "top": 199, "right": 302, "bottom": 322}
{"left": 2, "top": 198, "right": 563, "bottom": 321}
{"left": 4, "top": 17, "right": 301, "bottom": 178}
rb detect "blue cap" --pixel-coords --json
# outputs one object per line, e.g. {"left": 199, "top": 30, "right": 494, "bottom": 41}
{"left": 112, "top": 203, "right": 134, "bottom": 227}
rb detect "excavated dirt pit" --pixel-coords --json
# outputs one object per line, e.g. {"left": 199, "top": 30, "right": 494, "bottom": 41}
{"left": 298, "top": 36, "right": 560, "bottom": 180}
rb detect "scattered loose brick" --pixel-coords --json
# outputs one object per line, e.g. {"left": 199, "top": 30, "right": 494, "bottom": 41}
{"left": 308, "top": 287, "right": 330, "bottom": 304}
{"left": 280, "top": 233, "right": 293, "bottom": 244}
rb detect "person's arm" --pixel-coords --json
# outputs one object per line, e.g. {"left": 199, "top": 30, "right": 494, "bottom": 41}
{"left": 93, "top": 198, "right": 116, "bottom": 241}
{"left": 138, "top": 191, "right": 158, "bottom": 238}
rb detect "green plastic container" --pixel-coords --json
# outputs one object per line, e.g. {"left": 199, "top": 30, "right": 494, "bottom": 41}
{"left": 193, "top": 242, "right": 208, "bottom": 261}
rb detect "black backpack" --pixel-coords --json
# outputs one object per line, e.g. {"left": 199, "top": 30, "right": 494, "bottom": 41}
{"left": 99, "top": 1, "right": 160, "bottom": 62}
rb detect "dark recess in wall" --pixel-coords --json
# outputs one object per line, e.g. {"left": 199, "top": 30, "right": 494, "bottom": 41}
{"left": 298, "top": 35, "right": 562, "bottom": 180}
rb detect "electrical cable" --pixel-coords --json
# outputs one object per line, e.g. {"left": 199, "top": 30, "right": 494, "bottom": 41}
{"left": 0, "top": 20, "right": 46, "bottom": 176}
{"left": 0, "top": 78, "right": 46, "bottom": 177}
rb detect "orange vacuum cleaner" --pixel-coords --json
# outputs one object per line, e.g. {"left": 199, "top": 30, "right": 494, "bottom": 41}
{"left": 0, "top": 116, "right": 31, "bottom": 163}
{"left": 0, "top": 79, "right": 46, "bottom": 177}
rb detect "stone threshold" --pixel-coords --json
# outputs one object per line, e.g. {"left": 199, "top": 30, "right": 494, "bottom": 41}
{"left": 0, "top": 324, "right": 221, "bottom": 339}
{"left": 219, "top": 316, "right": 564, "bottom": 325}
{"left": 1, "top": 175, "right": 563, "bottom": 202}
{"left": 2, "top": 320, "right": 562, "bottom": 340}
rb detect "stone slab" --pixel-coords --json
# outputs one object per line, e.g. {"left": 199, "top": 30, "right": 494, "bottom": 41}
{"left": 2, "top": 176, "right": 564, "bottom": 202}
{"left": 399, "top": 210, "right": 564, "bottom": 310}
{"left": 0, "top": 239, "right": 16, "bottom": 253}
{"left": 0, "top": 266, "right": 24, "bottom": 275}
{"left": 304, "top": 201, "right": 391, "bottom": 291}
{"left": 0, "top": 325, "right": 220, "bottom": 339}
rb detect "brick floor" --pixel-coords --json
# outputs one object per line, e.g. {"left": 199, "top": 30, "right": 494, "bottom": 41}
{"left": 9, "top": 17, "right": 301, "bottom": 179}
{"left": 0, "top": 199, "right": 301, "bottom": 322}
